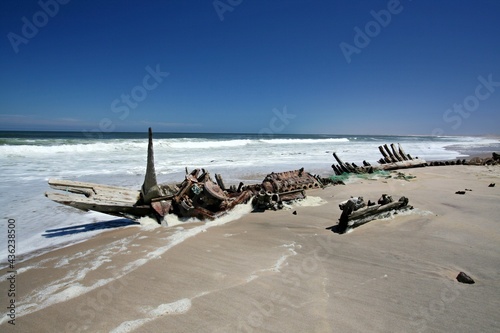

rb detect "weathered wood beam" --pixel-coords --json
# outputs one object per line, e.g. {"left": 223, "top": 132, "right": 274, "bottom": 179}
{"left": 390, "top": 143, "right": 404, "bottom": 162}
{"left": 383, "top": 144, "right": 399, "bottom": 163}
{"left": 338, "top": 196, "right": 412, "bottom": 233}
{"left": 215, "top": 173, "right": 227, "bottom": 191}
{"left": 333, "top": 152, "right": 351, "bottom": 173}
{"left": 398, "top": 143, "right": 409, "bottom": 161}
{"left": 378, "top": 146, "right": 393, "bottom": 163}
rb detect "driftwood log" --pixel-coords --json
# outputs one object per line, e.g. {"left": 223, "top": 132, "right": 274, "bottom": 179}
{"left": 337, "top": 195, "right": 413, "bottom": 234}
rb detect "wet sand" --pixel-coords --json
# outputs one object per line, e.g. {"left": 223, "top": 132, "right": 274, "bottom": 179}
{"left": 1, "top": 165, "right": 499, "bottom": 332}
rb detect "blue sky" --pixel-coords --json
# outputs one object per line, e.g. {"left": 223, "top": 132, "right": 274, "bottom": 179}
{"left": 1, "top": 0, "right": 499, "bottom": 135}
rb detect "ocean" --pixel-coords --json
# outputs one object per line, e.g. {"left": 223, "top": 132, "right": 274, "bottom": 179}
{"left": 1, "top": 130, "right": 499, "bottom": 267}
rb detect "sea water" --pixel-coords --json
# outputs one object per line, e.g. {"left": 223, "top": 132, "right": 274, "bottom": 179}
{"left": 1, "top": 131, "right": 499, "bottom": 266}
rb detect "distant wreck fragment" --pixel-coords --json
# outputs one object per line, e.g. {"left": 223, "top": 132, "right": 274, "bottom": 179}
{"left": 331, "top": 143, "right": 426, "bottom": 175}
{"left": 336, "top": 194, "right": 413, "bottom": 234}
{"left": 45, "top": 128, "right": 325, "bottom": 222}
{"left": 429, "top": 152, "right": 500, "bottom": 166}
{"left": 331, "top": 144, "right": 500, "bottom": 175}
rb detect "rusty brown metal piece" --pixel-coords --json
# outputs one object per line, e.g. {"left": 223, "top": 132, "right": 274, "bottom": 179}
{"left": 204, "top": 178, "right": 228, "bottom": 201}
{"left": 246, "top": 168, "right": 323, "bottom": 211}
{"left": 151, "top": 200, "right": 172, "bottom": 217}
{"left": 260, "top": 168, "right": 323, "bottom": 193}
{"left": 154, "top": 169, "right": 255, "bottom": 221}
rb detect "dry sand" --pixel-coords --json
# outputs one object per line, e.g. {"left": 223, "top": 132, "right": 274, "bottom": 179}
{"left": 1, "top": 165, "right": 499, "bottom": 332}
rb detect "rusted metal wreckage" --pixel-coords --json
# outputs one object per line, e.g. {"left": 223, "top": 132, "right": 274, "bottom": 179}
{"left": 45, "top": 128, "right": 326, "bottom": 222}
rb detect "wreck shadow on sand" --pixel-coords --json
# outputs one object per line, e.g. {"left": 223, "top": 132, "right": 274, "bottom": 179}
{"left": 43, "top": 219, "right": 140, "bottom": 238}
{"left": 326, "top": 225, "right": 343, "bottom": 234}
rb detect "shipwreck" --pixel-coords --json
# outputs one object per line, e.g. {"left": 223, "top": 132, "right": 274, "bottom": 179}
{"left": 45, "top": 128, "right": 326, "bottom": 222}
{"left": 46, "top": 129, "right": 498, "bottom": 227}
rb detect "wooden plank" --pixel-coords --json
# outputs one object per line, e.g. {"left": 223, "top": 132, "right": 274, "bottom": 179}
{"left": 332, "top": 152, "right": 351, "bottom": 173}
{"left": 45, "top": 191, "right": 151, "bottom": 219}
{"left": 390, "top": 143, "right": 404, "bottom": 162}
{"left": 348, "top": 199, "right": 407, "bottom": 220}
{"left": 379, "top": 159, "right": 426, "bottom": 170}
{"left": 48, "top": 179, "right": 133, "bottom": 192}
{"left": 215, "top": 173, "right": 227, "bottom": 191}
{"left": 383, "top": 144, "right": 398, "bottom": 163}
{"left": 397, "top": 143, "right": 409, "bottom": 161}
{"left": 338, "top": 196, "right": 412, "bottom": 233}
{"left": 378, "top": 146, "right": 393, "bottom": 163}
{"left": 48, "top": 179, "right": 140, "bottom": 202}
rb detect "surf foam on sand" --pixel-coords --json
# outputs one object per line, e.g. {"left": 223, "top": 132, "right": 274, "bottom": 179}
{"left": 109, "top": 298, "right": 192, "bottom": 333}
{"left": 0, "top": 202, "right": 253, "bottom": 325}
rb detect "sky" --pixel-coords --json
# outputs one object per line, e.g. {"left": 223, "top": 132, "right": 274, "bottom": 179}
{"left": 1, "top": 0, "right": 499, "bottom": 135}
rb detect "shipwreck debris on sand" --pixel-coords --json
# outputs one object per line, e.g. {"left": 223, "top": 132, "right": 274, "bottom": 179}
{"left": 427, "top": 152, "right": 499, "bottom": 166}
{"left": 331, "top": 144, "right": 500, "bottom": 176}
{"left": 331, "top": 143, "right": 426, "bottom": 176}
{"left": 46, "top": 128, "right": 253, "bottom": 222}
{"left": 247, "top": 168, "right": 325, "bottom": 211}
{"left": 336, "top": 194, "right": 413, "bottom": 234}
{"left": 46, "top": 128, "right": 326, "bottom": 222}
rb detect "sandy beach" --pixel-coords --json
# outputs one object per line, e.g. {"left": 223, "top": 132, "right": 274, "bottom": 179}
{"left": 2, "top": 164, "right": 499, "bottom": 332}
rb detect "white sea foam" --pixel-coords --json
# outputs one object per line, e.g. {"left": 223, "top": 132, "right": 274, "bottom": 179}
{"left": 110, "top": 298, "right": 192, "bottom": 333}
{"left": 259, "top": 138, "right": 350, "bottom": 144}
{"left": 262, "top": 243, "right": 298, "bottom": 273}
{"left": 168, "top": 139, "right": 252, "bottom": 149}
{"left": 138, "top": 216, "right": 162, "bottom": 230}
{"left": 293, "top": 196, "right": 327, "bottom": 207}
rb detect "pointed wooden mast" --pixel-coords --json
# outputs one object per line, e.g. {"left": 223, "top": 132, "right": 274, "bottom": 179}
{"left": 141, "top": 127, "right": 159, "bottom": 202}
